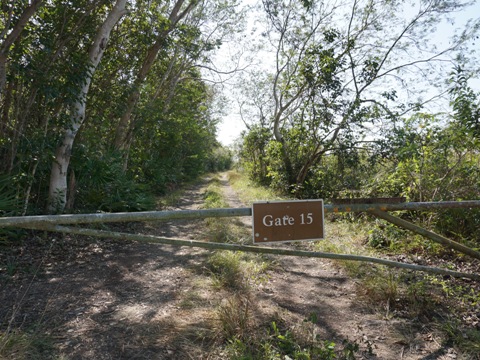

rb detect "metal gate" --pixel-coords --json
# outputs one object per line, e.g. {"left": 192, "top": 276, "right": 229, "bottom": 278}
{"left": 1, "top": 200, "right": 479, "bottom": 280}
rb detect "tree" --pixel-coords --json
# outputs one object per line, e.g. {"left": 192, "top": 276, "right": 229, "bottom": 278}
{"left": 240, "top": 0, "right": 479, "bottom": 196}
{"left": 0, "top": 0, "right": 43, "bottom": 95}
{"left": 1, "top": 0, "right": 111, "bottom": 213}
{"left": 113, "top": 0, "right": 198, "bottom": 152}
{"left": 47, "top": 0, "right": 128, "bottom": 213}
{"left": 369, "top": 112, "right": 480, "bottom": 240}
{"left": 449, "top": 66, "right": 480, "bottom": 136}
{"left": 0, "top": 0, "right": 244, "bottom": 215}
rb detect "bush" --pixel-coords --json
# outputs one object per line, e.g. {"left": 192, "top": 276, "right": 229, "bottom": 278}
{"left": 73, "top": 152, "right": 155, "bottom": 212}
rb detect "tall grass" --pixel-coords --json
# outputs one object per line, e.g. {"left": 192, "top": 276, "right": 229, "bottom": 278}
{"left": 0, "top": 330, "right": 59, "bottom": 360}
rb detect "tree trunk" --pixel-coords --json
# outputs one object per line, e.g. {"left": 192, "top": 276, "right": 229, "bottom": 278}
{"left": 0, "top": 0, "right": 43, "bottom": 95}
{"left": 113, "top": 0, "right": 196, "bottom": 151}
{"left": 0, "top": 53, "right": 7, "bottom": 97}
{"left": 47, "top": 0, "right": 128, "bottom": 213}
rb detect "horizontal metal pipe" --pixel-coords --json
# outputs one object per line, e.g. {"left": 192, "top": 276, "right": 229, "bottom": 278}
{"left": 325, "top": 200, "right": 480, "bottom": 213}
{"left": 0, "top": 208, "right": 251, "bottom": 227}
{"left": 1, "top": 200, "right": 479, "bottom": 227}
{"left": 27, "top": 223, "right": 479, "bottom": 281}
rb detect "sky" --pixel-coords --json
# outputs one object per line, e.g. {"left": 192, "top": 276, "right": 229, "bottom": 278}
{"left": 214, "top": 0, "right": 480, "bottom": 147}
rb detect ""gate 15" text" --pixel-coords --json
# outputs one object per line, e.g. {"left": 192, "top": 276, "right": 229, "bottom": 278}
{"left": 262, "top": 213, "right": 314, "bottom": 227}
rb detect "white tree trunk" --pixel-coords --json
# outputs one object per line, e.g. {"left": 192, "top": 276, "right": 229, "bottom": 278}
{"left": 47, "top": 0, "right": 128, "bottom": 213}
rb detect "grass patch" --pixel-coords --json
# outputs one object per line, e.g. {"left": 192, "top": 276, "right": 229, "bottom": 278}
{"left": 223, "top": 314, "right": 363, "bottom": 360}
{"left": 206, "top": 251, "right": 270, "bottom": 291}
{"left": 179, "top": 289, "right": 205, "bottom": 309}
{"left": 442, "top": 321, "right": 480, "bottom": 358}
{"left": 206, "top": 251, "right": 247, "bottom": 290}
{"left": 316, "top": 221, "right": 478, "bottom": 342}
{"left": 0, "top": 329, "right": 60, "bottom": 360}
{"left": 203, "top": 179, "right": 229, "bottom": 209}
{"left": 315, "top": 220, "right": 446, "bottom": 319}
{"left": 227, "top": 171, "right": 286, "bottom": 205}
{"left": 201, "top": 176, "right": 250, "bottom": 243}
{"left": 313, "top": 219, "right": 377, "bottom": 278}
{"left": 216, "top": 293, "right": 256, "bottom": 342}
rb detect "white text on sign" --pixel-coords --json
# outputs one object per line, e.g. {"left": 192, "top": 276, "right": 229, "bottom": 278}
{"left": 262, "top": 213, "right": 313, "bottom": 227}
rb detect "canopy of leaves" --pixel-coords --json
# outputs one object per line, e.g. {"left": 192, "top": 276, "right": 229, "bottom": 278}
{"left": 0, "top": 0, "right": 238, "bottom": 214}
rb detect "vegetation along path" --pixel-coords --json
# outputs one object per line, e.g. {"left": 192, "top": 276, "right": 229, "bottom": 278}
{"left": 1, "top": 174, "right": 478, "bottom": 359}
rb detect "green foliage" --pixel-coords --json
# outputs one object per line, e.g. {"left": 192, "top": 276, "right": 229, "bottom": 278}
{"left": 240, "top": 126, "right": 373, "bottom": 199}
{"left": 368, "top": 114, "right": 480, "bottom": 242}
{"left": 0, "top": 329, "right": 57, "bottom": 360}
{"left": 442, "top": 320, "right": 480, "bottom": 357}
{"left": 206, "top": 146, "right": 234, "bottom": 172}
{"left": 73, "top": 151, "right": 155, "bottom": 212}
{"left": 238, "top": 126, "right": 272, "bottom": 185}
{"left": 449, "top": 66, "right": 480, "bottom": 137}
{"left": 367, "top": 222, "right": 409, "bottom": 249}
{"left": 225, "top": 315, "right": 361, "bottom": 360}
{"left": 0, "top": 175, "right": 20, "bottom": 216}
{"left": 0, "top": 0, "right": 238, "bottom": 214}
{"left": 0, "top": 175, "right": 24, "bottom": 245}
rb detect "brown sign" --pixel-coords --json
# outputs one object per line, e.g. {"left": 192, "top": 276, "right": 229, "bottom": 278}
{"left": 252, "top": 200, "right": 324, "bottom": 244}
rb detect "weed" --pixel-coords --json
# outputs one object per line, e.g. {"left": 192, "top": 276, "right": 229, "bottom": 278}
{"left": 5, "top": 256, "right": 17, "bottom": 276}
{"left": 226, "top": 337, "right": 255, "bottom": 359}
{"left": 442, "top": 320, "right": 480, "bottom": 358}
{"left": 206, "top": 250, "right": 272, "bottom": 291}
{"left": 217, "top": 293, "right": 255, "bottom": 342}
{"left": 342, "top": 339, "right": 361, "bottom": 360}
{"left": 203, "top": 180, "right": 229, "bottom": 209}
{"left": 223, "top": 313, "right": 361, "bottom": 360}
{"left": 0, "top": 329, "right": 58, "bottom": 360}
{"left": 362, "top": 270, "right": 399, "bottom": 306}
{"left": 265, "top": 318, "right": 357, "bottom": 360}
{"left": 206, "top": 251, "right": 248, "bottom": 290}
{"left": 403, "top": 278, "right": 437, "bottom": 315}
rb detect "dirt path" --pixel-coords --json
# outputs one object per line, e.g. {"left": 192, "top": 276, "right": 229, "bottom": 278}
{"left": 0, "top": 175, "right": 451, "bottom": 359}
{"left": 217, "top": 173, "right": 448, "bottom": 359}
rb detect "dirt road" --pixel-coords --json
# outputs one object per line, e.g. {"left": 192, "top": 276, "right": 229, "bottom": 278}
{"left": 0, "top": 175, "right": 455, "bottom": 359}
